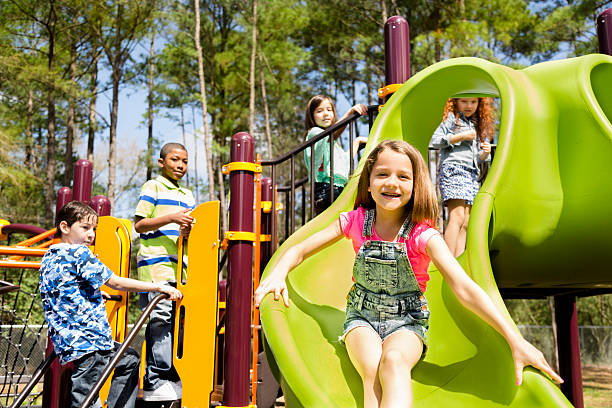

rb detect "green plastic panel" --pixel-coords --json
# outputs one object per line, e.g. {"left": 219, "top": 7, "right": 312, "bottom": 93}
{"left": 259, "top": 55, "right": 612, "bottom": 407}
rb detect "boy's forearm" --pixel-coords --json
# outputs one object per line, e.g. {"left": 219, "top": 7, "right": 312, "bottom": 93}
{"left": 105, "top": 274, "right": 163, "bottom": 293}
{"left": 134, "top": 215, "right": 172, "bottom": 233}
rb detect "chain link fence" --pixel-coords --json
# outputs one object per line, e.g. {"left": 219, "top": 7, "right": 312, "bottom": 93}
{"left": 0, "top": 324, "right": 146, "bottom": 407}
{"left": 519, "top": 325, "right": 612, "bottom": 369}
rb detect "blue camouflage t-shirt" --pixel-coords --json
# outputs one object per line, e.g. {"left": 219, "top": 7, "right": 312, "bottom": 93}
{"left": 39, "top": 243, "right": 114, "bottom": 364}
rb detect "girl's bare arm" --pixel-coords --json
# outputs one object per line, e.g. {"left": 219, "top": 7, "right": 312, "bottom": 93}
{"left": 254, "top": 219, "right": 344, "bottom": 307}
{"left": 426, "top": 234, "right": 562, "bottom": 385}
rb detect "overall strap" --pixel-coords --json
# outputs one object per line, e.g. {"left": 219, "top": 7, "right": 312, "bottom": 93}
{"left": 397, "top": 214, "right": 414, "bottom": 240}
{"left": 362, "top": 208, "right": 375, "bottom": 238}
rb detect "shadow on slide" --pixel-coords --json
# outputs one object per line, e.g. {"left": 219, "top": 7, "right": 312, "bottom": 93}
{"left": 259, "top": 55, "right": 612, "bottom": 407}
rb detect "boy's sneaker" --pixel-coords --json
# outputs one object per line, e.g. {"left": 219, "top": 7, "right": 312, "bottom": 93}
{"left": 142, "top": 381, "right": 182, "bottom": 401}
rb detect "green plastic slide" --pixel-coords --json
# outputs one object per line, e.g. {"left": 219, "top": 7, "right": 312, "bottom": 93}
{"left": 259, "top": 54, "right": 612, "bottom": 407}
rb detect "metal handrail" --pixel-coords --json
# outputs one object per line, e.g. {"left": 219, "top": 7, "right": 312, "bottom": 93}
{"left": 261, "top": 105, "right": 378, "bottom": 247}
{"left": 80, "top": 293, "right": 169, "bottom": 408}
{"left": 9, "top": 350, "right": 57, "bottom": 408}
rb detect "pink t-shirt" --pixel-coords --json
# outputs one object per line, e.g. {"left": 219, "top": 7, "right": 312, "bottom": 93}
{"left": 339, "top": 207, "right": 440, "bottom": 292}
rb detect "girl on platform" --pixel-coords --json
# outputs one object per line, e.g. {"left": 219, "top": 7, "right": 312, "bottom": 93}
{"left": 304, "top": 95, "right": 368, "bottom": 214}
{"left": 431, "top": 97, "right": 494, "bottom": 256}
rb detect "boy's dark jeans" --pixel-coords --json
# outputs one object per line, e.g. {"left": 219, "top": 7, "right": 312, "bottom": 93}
{"left": 314, "top": 182, "right": 344, "bottom": 215}
{"left": 140, "top": 282, "right": 181, "bottom": 391}
{"left": 71, "top": 343, "right": 139, "bottom": 408}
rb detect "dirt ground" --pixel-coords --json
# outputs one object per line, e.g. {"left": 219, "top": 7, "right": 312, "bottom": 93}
{"left": 583, "top": 365, "right": 612, "bottom": 408}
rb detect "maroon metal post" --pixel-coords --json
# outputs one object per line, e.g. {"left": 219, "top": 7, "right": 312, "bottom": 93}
{"left": 597, "top": 8, "right": 612, "bottom": 55}
{"left": 55, "top": 187, "right": 73, "bottom": 216}
{"left": 554, "top": 295, "right": 584, "bottom": 408}
{"left": 260, "top": 177, "right": 273, "bottom": 273}
{"left": 72, "top": 159, "right": 93, "bottom": 204}
{"left": 91, "top": 195, "right": 111, "bottom": 216}
{"left": 223, "top": 132, "right": 255, "bottom": 406}
{"left": 384, "top": 16, "right": 410, "bottom": 101}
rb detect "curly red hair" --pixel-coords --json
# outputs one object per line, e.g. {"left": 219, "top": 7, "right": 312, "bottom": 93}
{"left": 443, "top": 97, "right": 495, "bottom": 142}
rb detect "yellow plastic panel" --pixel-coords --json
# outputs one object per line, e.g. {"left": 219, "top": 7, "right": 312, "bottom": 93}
{"left": 173, "top": 201, "right": 220, "bottom": 407}
{"left": 94, "top": 216, "right": 132, "bottom": 406}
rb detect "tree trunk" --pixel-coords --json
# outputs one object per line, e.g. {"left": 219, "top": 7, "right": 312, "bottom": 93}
{"left": 180, "top": 105, "right": 188, "bottom": 186}
{"left": 390, "top": 0, "right": 399, "bottom": 16}
{"left": 64, "top": 29, "right": 77, "bottom": 186}
{"left": 25, "top": 89, "right": 33, "bottom": 167}
{"left": 194, "top": 0, "right": 216, "bottom": 201}
{"left": 107, "top": 3, "right": 125, "bottom": 210}
{"left": 146, "top": 31, "right": 155, "bottom": 181}
{"left": 191, "top": 106, "right": 199, "bottom": 203}
{"left": 380, "top": 0, "right": 388, "bottom": 24}
{"left": 258, "top": 51, "right": 272, "bottom": 157}
{"left": 249, "top": 0, "right": 257, "bottom": 136}
{"left": 87, "top": 49, "right": 99, "bottom": 163}
{"left": 44, "top": 0, "right": 57, "bottom": 223}
{"left": 217, "top": 160, "right": 227, "bottom": 231}
{"left": 549, "top": 296, "right": 559, "bottom": 372}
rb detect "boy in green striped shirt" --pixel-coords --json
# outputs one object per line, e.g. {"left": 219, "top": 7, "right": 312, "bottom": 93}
{"left": 134, "top": 143, "right": 195, "bottom": 401}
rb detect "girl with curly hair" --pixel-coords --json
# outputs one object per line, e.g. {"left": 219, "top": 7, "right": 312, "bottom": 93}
{"left": 430, "top": 97, "right": 495, "bottom": 256}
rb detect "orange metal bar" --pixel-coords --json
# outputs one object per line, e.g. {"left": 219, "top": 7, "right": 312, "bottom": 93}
{"left": 251, "top": 155, "right": 262, "bottom": 405}
{"left": 0, "top": 260, "right": 41, "bottom": 269}
{"left": 8, "top": 238, "right": 57, "bottom": 261}
{"left": 0, "top": 246, "right": 47, "bottom": 256}
{"left": 14, "top": 228, "right": 56, "bottom": 247}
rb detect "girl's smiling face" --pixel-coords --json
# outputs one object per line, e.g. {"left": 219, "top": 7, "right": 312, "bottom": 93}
{"left": 313, "top": 99, "right": 335, "bottom": 128}
{"left": 368, "top": 149, "right": 414, "bottom": 214}
{"left": 456, "top": 98, "right": 479, "bottom": 118}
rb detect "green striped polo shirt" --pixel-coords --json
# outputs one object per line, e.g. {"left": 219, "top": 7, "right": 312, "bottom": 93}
{"left": 135, "top": 175, "right": 195, "bottom": 282}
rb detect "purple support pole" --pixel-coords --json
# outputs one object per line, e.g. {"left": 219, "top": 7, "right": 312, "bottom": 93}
{"left": 260, "top": 177, "right": 273, "bottom": 273}
{"left": 72, "top": 159, "right": 93, "bottom": 204}
{"left": 554, "top": 295, "right": 584, "bottom": 408}
{"left": 384, "top": 16, "right": 410, "bottom": 101}
{"left": 223, "top": 132, "right": 255, "bottom": 407}
{"left": 56, "top": 187, "right": 73, "bottom": 216}
{"left": 597, "top": 8, "right": 612, "bottom": 55}
{"left": 90, "top": 195, "right": 111, "bottom": 216}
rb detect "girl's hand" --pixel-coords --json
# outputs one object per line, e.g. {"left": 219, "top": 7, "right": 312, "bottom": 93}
{"left": 460, "top": 130, "right": 477, "bottom": 141}
{"left": 351, "top": 137, "right": 368, "bottom": 155}
{"left": 511, "top": 337, "right": 563, "bottom": 385}
{"left": 350, "top": 104, "right": 368, "bottom": 116}
{"left": 254, "top": 274, "right": 289, "bottom": 308}
{"left": 480, "top": 141, "right": 491, "bottom": 154}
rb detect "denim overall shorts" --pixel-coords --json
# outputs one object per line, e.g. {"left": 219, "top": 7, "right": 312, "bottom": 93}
{"left": 340, "top": 209, "right": 430, "bottom": 354}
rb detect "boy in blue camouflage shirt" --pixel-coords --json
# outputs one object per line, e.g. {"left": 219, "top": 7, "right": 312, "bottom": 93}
{"left": 39, "top": 201, "right": 182, "bottom": 408}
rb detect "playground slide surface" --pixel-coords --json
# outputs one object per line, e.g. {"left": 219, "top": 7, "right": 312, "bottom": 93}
{"left": 259, "top": 54, "right": 612, "bottom": 407}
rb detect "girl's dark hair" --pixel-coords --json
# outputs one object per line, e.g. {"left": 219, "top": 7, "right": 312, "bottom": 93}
{"left": 56, "top": 201, "right": 98, "bottom": 236}
{"left": 354, "top": 140, "right": 437, "bottom": 225}
{"left": 443, "top": 97, "right": 495, "bottom": 142}
{"left": 304, "top": 95, "right": 337, "bottom": 141}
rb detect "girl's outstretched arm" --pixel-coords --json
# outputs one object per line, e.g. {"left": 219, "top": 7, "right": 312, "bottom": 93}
{"left": 254, "top": 219, "right": 344, "bottom": 308}
{"left": 426, "top": 234, "right": 563, "bottom": 385}
{"left": 333, "top": 104, "right": 368, "bottom": 139}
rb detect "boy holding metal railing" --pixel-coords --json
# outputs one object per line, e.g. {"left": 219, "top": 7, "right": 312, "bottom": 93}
{"left": 39, "top": 201, "right": 182, "bottom": 408}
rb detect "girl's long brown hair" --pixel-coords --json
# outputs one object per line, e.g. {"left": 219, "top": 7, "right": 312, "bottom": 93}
{"left": 303, "top": 95, "right": 338, "bottom": 141}
{"left": 354, "top": 140, "right": 437, "bottom": 226}
{"left": 443, "top": 97, "right": 495, "bottom": 142}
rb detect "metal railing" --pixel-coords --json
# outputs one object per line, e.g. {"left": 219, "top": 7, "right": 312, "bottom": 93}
{"left": 9, "top": 350, "right": 55, "bottom": 408}
{"left": 261, "top": 105, "right": 379, "bottom": 249}
{"left": 80, "top": 293, "right": 169, "bottom": 408}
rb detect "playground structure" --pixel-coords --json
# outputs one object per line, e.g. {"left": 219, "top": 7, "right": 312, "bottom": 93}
{"left": 0, "top": 8, "right": 610, "bottom": 408}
